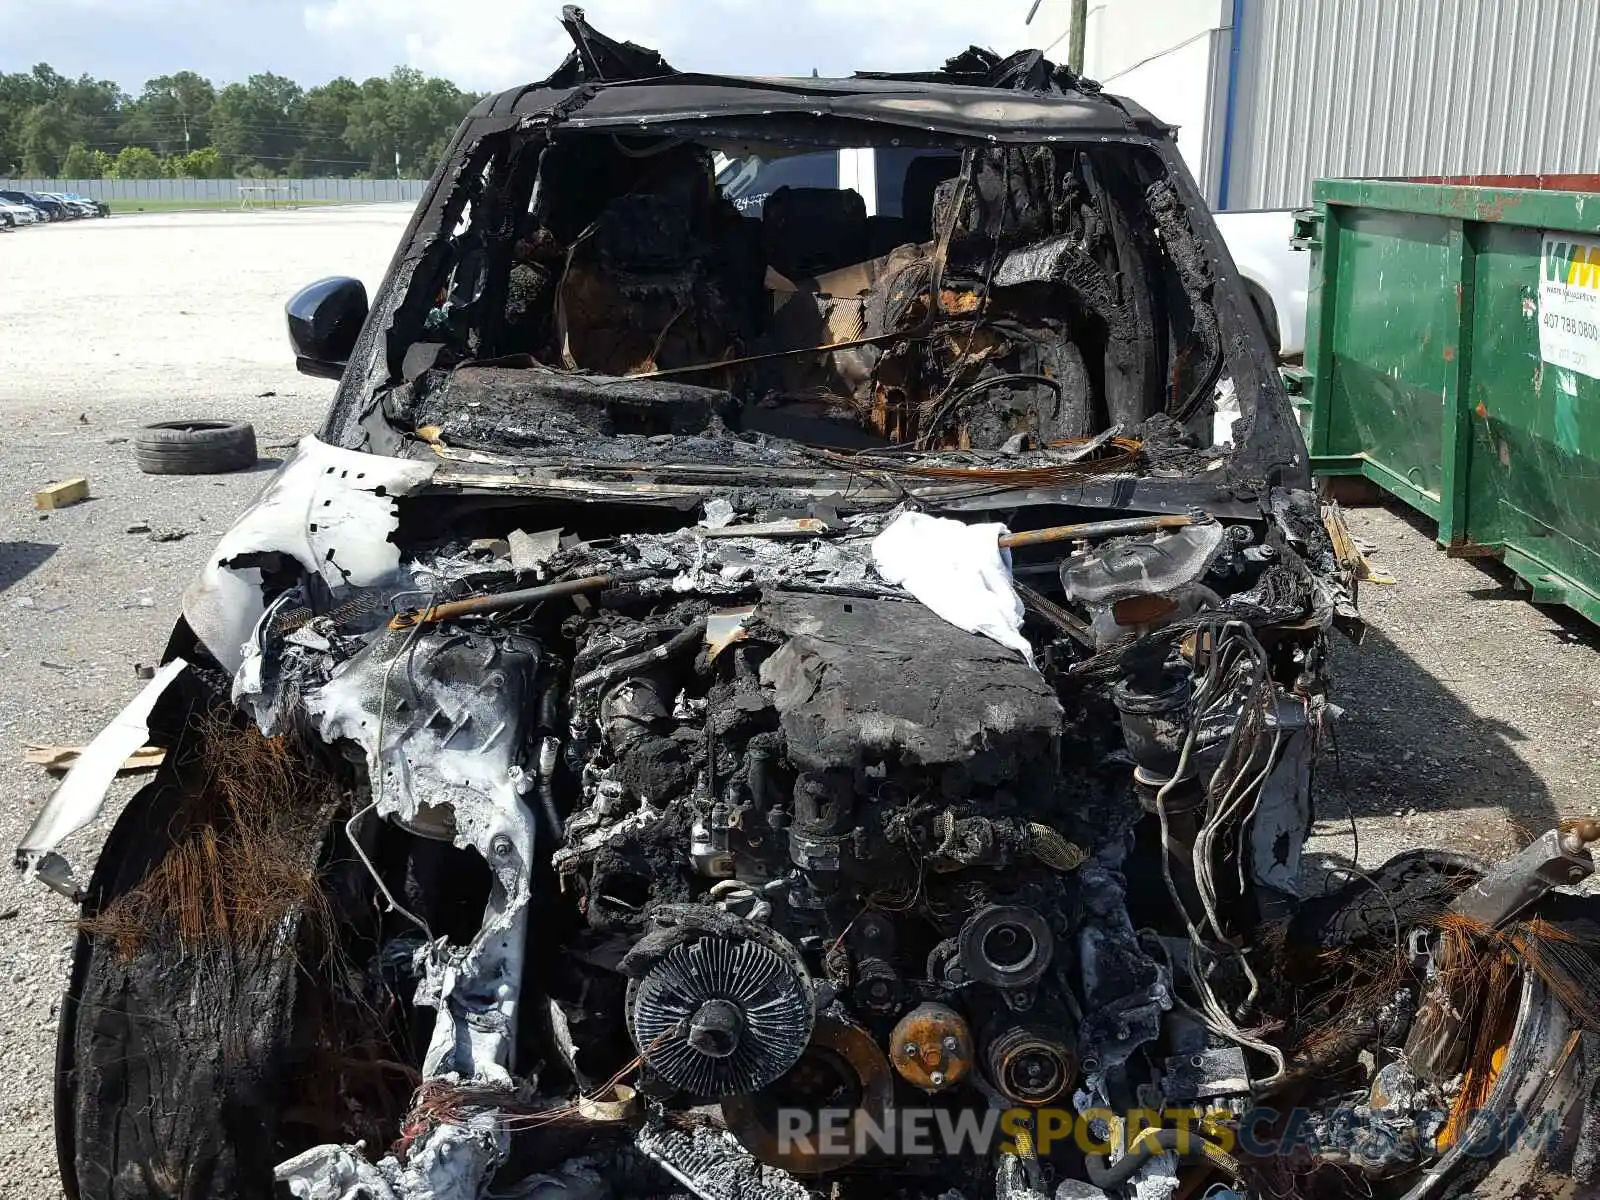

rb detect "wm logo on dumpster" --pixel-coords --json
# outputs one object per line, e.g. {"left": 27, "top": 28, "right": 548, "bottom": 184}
{"left": 1546, "top": 240, "right": 1600, "bottom": 289}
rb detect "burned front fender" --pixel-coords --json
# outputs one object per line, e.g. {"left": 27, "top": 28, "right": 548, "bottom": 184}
{"left": 182, "top": 434, "right": 436, "bottom": 676}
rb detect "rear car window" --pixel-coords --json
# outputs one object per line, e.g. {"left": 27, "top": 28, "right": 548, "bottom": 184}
{"left": 716, "top": 151, "right": 839, "bottom": 215}
{"left": 872, "top": 147, "right": 961, "bottom": 217}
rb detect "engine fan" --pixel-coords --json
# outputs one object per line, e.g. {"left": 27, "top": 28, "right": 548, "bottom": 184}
{"left": 625, "top": 909, "right": 814, "bottom": 1097}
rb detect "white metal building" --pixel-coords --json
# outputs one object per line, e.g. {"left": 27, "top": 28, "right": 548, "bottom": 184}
{"left": 1018, "top": 0, "right": 1600, "bottom": 209}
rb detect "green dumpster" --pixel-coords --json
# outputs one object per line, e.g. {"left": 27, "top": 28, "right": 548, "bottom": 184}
{"left": 1298, "top": 174, "right": 1600, "bottom": 624}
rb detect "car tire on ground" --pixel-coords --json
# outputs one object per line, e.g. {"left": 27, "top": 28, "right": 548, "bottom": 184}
{"left": 133, "top": 419, "right": 258, "bottom": 475}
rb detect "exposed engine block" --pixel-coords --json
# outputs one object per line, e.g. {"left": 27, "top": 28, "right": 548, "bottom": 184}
{"left": 548, "top": 587, "right": 1147, "bottom": 1164}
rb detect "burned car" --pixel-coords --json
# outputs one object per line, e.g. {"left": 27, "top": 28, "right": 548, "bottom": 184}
{"left": 19, "top": 11, "right": 1600, "bottom": 1200}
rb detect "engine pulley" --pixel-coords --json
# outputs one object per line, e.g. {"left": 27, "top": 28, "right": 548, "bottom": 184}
{"left": 724, "top": 1014, "right": 893, "bottom": 1176}
{"left": 984, "top": 1024, "right": 1076, "bottom": 1105}
{"left": 958, "top": 904, "right": 1055, "bottom": 991}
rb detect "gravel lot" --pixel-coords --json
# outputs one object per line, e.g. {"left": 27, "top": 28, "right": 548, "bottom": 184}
{"left": 2, "top": 206, "right": 1599, "bottom": 1197}
{"left": 1307, "top": 502, "right": 1600, "bottom": 878}
{"left": 0, "top": 205, "right": 410, "bottom": 1195}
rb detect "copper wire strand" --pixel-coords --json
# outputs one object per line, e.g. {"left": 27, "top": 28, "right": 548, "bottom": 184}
{"left": 412, "top": 1043, "right": 655, "bottom": 1134}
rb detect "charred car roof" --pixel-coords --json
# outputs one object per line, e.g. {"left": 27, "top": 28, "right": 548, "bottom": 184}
{"left": 467, "top": 71, "right": 1167, "bottom": 143}
{"left": 465, "top": 6, "right": 1167, "bottom": 142}
{"left": 320, "top": 8, "right": 1305, "bottom": 511}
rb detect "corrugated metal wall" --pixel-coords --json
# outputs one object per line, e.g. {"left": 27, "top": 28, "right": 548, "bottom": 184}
{"left": 1229, "top": 0, "right": 1600, "bottom": 208}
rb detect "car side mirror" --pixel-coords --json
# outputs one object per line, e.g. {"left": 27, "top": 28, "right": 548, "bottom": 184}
{"left": 286, "top": 277, "right": 368, "bottom": 380}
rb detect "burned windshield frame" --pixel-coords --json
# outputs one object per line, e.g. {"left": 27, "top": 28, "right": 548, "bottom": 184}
{"left": 393, "top": 127, "right": 1229, "bottom": 453}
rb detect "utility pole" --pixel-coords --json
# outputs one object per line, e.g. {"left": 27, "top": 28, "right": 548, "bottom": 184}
{"left": 169, "top": 85, "right": 190, "bottom": 156}
{"left": 1068, "top": 0, "right": 1087, "bottom": 73}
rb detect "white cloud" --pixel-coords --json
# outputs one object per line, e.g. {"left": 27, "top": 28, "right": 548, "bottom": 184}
{"left": 1, "top": 0, "right": 365, "bottom": 92}
{"left": 2, "top": 0, "right": 1036, "bottom": 95}
{"left": 301, "top": 0, "right": 1029, "bottom": 92}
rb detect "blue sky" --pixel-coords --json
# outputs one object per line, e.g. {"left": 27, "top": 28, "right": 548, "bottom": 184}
{"left": 2, "top": 0, "right": 1029, "bottom": 92}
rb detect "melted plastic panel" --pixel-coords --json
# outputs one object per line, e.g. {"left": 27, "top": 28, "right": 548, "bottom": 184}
{"left": 309, "top": 627, "right": 546, "bottom": 1088}
{"left": 183, "top": 436, "right": 436, "bottom": 674}
{"left": 755, "top": 592, "right": 1061, "bottom": 786}
{"left": 15, "top": 659, "right": 188, "bottom": 896}
{"left": 309, "top": 628, "right": 542, "bottom": 845}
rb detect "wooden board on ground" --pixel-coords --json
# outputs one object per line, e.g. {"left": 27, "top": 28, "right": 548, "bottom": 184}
{"left": 24, "top": 743, "right": 165, "bottom": 773}
{"left": 33, "top": 477, "right": 90, "bottom": 510}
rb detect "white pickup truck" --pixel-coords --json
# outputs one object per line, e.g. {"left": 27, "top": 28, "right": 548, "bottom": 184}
{"left": 717, "top": 147, "right": 1308, "bottom": 359}
{"left": 1211, "top": 208, "right": 1308, "bottom": 359}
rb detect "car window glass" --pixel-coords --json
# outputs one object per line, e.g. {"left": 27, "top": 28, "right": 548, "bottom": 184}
{"left": 872, "top": 148, "right": 962, "bottom": 217}
{"left": 715, "top": 151, "right": 839, "bottom": 216}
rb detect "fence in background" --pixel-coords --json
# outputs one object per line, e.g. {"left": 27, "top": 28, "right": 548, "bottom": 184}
{"left": 0, "top": 178, "right": 429, "bottom": 205}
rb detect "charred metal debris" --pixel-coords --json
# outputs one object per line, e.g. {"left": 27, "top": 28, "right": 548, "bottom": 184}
{"left": 21, "top": 12, "right": 1600, "bottom": 1200}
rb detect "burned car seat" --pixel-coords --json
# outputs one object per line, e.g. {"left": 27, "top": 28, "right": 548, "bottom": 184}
{"left": 761, "top": 185, "right": 869, "bottom": 281}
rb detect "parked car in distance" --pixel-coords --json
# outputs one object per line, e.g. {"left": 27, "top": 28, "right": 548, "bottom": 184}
{"left": 46, "top": 192, "right": 99, "bottom": 218}
{"left": 29, "top": 191, "right": 71, "bottom": 220}
{"left": 0, "top": 197, "right": 40, "bottom": 227}
{"left": 42, "top": 192, "right": 88, "bottom": 218}
{"left": 0, "top": 190, "right": 57, "bottom": 221}
{"left": 62, "top": 192, "right": 110, "bottom": 217}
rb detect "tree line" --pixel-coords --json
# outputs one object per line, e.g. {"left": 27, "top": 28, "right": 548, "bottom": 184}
{"left": 0, "top": 63, "right": 480, "bottom": 179}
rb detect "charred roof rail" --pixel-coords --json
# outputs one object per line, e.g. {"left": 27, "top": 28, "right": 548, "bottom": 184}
{"left": 854, "top": 44, "right": 1104, "bottom": 96}
{"left": 554, "top": 6, "right": 677, "bottom": 86}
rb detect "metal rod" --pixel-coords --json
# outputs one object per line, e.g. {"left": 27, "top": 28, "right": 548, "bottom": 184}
{"left": 622, "top": 329, "right": 915, "bottom": 380}
{"left": 699, "top": 518, "right": 827, "bottom": 538}
{"left": 1016, "top": 583, "right": 1096, "bottom": 648}
{"left": 998, "top": 513, "right": 1193, "bottom": 549}
{"left": 390, "top": 570, "right": 653, "bottom": 629}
